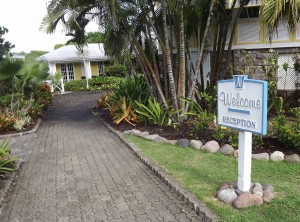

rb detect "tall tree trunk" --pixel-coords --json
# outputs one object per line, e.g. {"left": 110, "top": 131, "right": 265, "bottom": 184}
{"left": 184, "top": 0, "right": 215, "bottom": 113}
{"left": 222, "top": 0, "right": 244, "bottom": 78}
{"left": 162, "top": 0, "right": 179, "bottom": 112}
{"left": 178, "top": 6, "right": 186, "bottom": 109}
{"left": 146, "top": 25, "right": 161, "bottom": 86}
{"left": 125, "top": 22, "right": 168, "bottom": 108}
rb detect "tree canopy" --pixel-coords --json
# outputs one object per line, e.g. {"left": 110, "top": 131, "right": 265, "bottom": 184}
{"left": 0, "top": 26, "right": 15, "bottom": 61}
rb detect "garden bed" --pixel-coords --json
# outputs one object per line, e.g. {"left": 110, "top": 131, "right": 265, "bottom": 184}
{"left": 97, "top": 109, "right": 300, "bottom": 156}
{"left": 0, "top": 118, "right": 39, "bottom": 137}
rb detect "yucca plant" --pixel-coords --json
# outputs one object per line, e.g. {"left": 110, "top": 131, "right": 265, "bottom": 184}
{"left": 0, "top": 138, "right": 16, "bottom": 176}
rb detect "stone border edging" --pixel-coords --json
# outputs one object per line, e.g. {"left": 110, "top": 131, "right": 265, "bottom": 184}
{"left": 91, "top": 111, "right": 220, "bottom": 222}
{"left": 0, "top": 160, "right": 23, "bottom": 212}
{"left": 0, "top": 118, "right": 41, "bottom": 139}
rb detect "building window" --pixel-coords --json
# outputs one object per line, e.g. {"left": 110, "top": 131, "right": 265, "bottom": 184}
{"left": 271, "top": 21, "right": 290, "bottom": 41}
{"left": 61, "top": 63, "right": 75, "bottom": 82}
{"left": 98, "top": 61, "right": 109, "bottom": 75}
{"left": 238, "top": 19, "right": 260, "bottom": 43}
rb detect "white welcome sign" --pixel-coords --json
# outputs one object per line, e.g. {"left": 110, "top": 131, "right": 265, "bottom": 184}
{"left": 217, "top": 75, "right": 268, "bottom": 191}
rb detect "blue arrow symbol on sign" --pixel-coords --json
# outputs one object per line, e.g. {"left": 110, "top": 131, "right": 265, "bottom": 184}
{"left": 228, "top": 107, "right": 251, "bottom": 115}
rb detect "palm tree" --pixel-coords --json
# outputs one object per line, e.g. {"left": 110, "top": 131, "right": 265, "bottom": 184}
{"left": 260, "top": 0, "right": 300, "bottom": 40}
{"left": 184, "top": 0, "right": 216, "bottom": 113}
{"left": 0, "top": 56, "right": 48, "bottom": 96}
{"left": 161, "top": 0, "right": 179, "bottom": 112}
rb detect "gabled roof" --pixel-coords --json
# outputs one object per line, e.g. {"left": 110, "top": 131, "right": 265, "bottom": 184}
{"left": 37, "top": 43, "right": 109, "bottom": 63}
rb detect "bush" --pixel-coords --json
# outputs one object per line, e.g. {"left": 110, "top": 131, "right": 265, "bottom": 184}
{"left": 0, "top": 95, "right": 12, "bottom": 108}
{"left": 192, "top": 111, "right": 214, "bottom": 135}
{"left": 89, "top": 76, "right": 123, "bottom": 90}
{"left": 272, "top": 108, "right": 300, "bottom": 150}
{"left": 104, "top": 64, "right": 127, "bottom": 77}
{"left": 28, "top": 102, "right": 44, "bottom": 118}
{"left": 112, "top": 76, "right": 150, "bottom": 105}
{"left": 33, "top": 83, "right": 52, "bottom": 108}
{"left": 0, "top": 112, "right": 15, "bottom": 132}
{"left": 64, "top": 80, "right": 87, "bottom": 91}
{"left": 135, "top": 98, "right": 179, "bottom": 127}
{"left": 64, "top": 77, "right": 123, "bottom": 91}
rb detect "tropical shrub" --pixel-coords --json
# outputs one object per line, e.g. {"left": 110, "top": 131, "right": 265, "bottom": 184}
{"left": 13, "top": 115, "right": 31, "bottom": 131}
{"left": 112, "top": 76, "right": 150, "bottom": 105}
{"left": 0, "top": 94, "right": 11, "bottom": 108}
{"left": 213, "top": 125, "right": 226, "bottom": 141}
{"left": 181, "top": 97, "right": 214, "bottom": 134}
{"left": 64, "top": 80, "right": 86, "bottom": 91}
{"left": 0, "top": 57, "right": 48, "bottom": 96}
{"left": 11, "top": 97, "right": 33, "bottom": 131}
{"left": 64, "top": 76, "right": 122, "bottom": 91}
{"left": 33, "top": 83, "right": 52, "bottom": 108}
{"left": 0, "top": 138, "right": 16, "bottom": 175}
{"left": 0, "top": 112, "right": 15, "bottom": 132}
{"left": 28, "top": 102, "right": 44, "bottom": 118}
{"left": 89, "top": 76, "right": 122, "bottom": 90}
{"left": 96, "top": 92, "right": 112, "bottom": 109}
{"left": 135, "top": 98, "right": 180, "bottom": 127}
{"left": 192, "top": 111, "right": 214, "bottom": 135}
{"left": 272, "top": 108, "right": 300, "bottom": 150}
{"left": 106, "top": 96, "right": 138, "bottom": 126}
{"left": 104, "top": 64, "right": 127, "bottom": 77}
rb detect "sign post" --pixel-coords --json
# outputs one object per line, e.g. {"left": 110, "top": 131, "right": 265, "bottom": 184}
{"left": 217, "top": 75, "right": 267, "bottom": 192}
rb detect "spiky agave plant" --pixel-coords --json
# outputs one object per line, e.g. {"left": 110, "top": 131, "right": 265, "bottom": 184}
{"left": 0, "top": 138, "right": 16, "bottom": 176}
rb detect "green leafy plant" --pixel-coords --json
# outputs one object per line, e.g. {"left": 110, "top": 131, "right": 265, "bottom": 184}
{"left": 0, "top": 138, "right": 16, "bottom": 175}
{"left": 253, "top": 135, "right": 264, "bottom": 147}
{"left": 64, "top": 80, "right": 87, "bottom": 91}
{"left": 228, "top": 129, "right": 239, "bottom": 148}
{"left": 112, "top": 76, "right": 150, "bottom": 105}
{"left": 64, "top": 76, "right": 122, "bottom": 91}
{"left": 213, "top": 125, "right": 226, "bottom": 141}
{"left": 13, "top": 115, "right": 31, "bottom": 131}
{"left": 33, "top": 83, "right": 52, "bottom": 108}
{"left": 135, "top": 98, "right": 178, "bottom": 127}
{"left": 262, "top": 50, "right": 285, "bottom": 115}
{"left": 181, "top": 97, "right": 214, "bottom": 134}
{"left": 272, "top": 108, "right": 300, "bottom": 150}
{"left": 192, "top": 111, "right": 214, "bottom": 135}
{"left": 0, "top": 94, "right": 12, "bottom": 108}
{"left": 28, "top": 102, "right": 44, "bottom": 118}
{"left": 104, "top": 64, "right": 127, "bottom": 77}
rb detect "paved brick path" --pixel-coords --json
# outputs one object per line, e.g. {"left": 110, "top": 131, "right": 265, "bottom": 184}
{"left": 0, "top": 92, "right": 203, "bottom": 222}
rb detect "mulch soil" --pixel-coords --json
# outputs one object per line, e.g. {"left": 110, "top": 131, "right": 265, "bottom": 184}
{"left": 97, "top": 109, "right": 300, "bottom": 156}
{"left": 0, "top": 118, "right": 38, "bottom": 137}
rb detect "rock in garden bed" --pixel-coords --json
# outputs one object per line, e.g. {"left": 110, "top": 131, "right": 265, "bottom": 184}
{"left": 217, "top": 182, "right": 275, "bottom": 209}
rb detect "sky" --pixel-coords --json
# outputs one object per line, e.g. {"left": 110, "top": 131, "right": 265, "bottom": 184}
{"left": 0, "top": 0, "right": 98, "bottom": 53}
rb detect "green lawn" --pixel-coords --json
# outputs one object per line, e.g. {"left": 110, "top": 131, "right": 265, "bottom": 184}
{"left": 126, "top": 135, "right": 300, "bottom": 222}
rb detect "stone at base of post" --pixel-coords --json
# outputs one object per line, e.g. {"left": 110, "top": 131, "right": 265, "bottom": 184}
{"left": 238, "top": 131, "right": 252, "bottom": 192}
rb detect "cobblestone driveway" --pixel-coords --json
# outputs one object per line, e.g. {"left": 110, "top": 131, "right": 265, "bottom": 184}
{"left": 0, "top": 92, "right": 203, "bottom": 222}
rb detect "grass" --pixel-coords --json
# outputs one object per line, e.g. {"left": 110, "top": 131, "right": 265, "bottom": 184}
{"left": 126, "top": 135, "right": 300, "bottom": 222}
